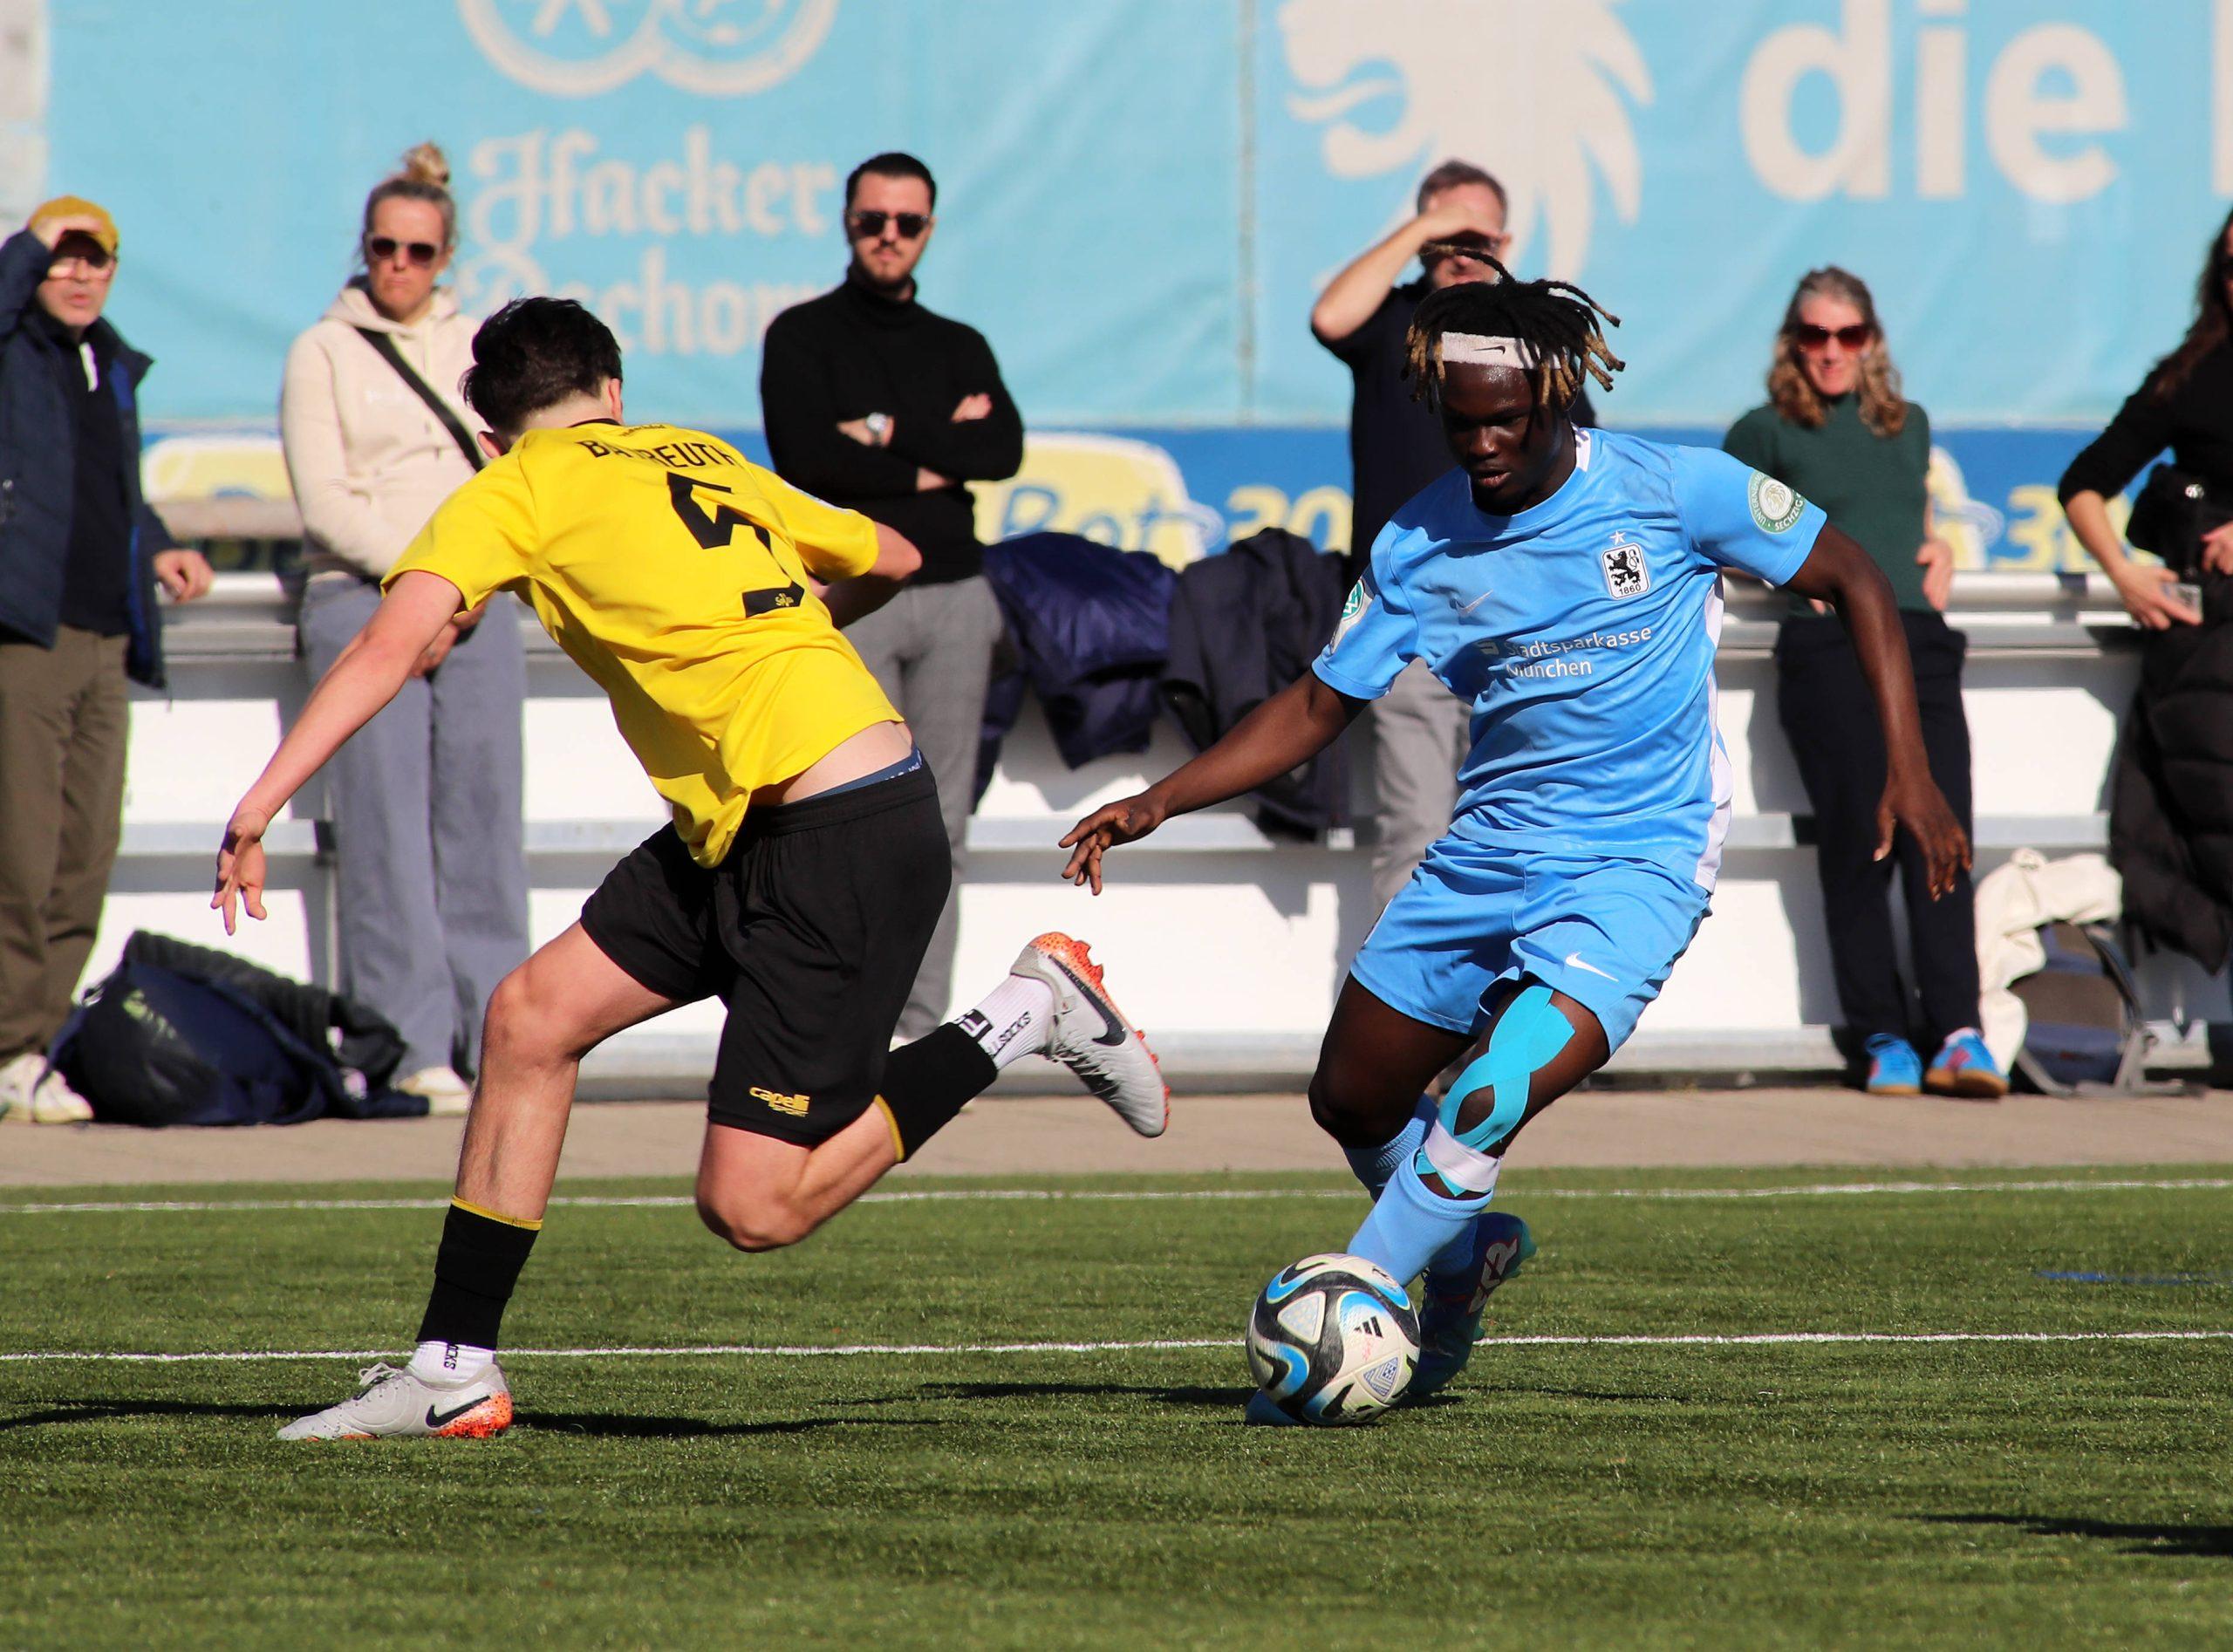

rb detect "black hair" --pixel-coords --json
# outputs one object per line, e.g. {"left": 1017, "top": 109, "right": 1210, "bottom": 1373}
{"left": 1403, "top": 256, "right": 1623, "bottom": 412}
{"left": 461, "top": 297, "right": 624, "bottom": 434}
{"left": 844, "top": 151, "right": 937, "bottom": 211}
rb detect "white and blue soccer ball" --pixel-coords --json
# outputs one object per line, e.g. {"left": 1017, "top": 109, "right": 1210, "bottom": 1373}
{"left": 1246, "top": 1253, "right": 1420, "bottom": 1425}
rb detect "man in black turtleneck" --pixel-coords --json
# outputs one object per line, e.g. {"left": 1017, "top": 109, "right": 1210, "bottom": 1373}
{"left": 761, "top": 151, "right": 1022, "bottom": 1037}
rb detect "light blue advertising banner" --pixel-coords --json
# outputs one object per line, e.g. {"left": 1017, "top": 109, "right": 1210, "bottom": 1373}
{"left": 40, "top": 1, "right": 2228, "bottom": 565}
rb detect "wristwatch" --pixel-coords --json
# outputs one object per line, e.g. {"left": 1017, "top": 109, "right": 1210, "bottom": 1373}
{"left": 864, "top": 412, "right": 891, "bottom": 445}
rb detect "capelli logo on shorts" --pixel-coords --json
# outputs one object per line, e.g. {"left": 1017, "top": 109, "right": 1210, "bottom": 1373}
{"left": 750, "top": 1086, "right": 810, "bottom": 1117}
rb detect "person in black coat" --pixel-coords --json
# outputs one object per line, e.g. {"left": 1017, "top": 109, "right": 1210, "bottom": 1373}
{"left": 2061, "top": 207, "right": 2233, "bottom": 969}
{"left": 0, "top": 196, "right": 212, "bottom": 1123}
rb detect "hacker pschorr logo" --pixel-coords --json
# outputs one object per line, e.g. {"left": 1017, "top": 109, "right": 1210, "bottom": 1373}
{"left": 1279, "top": 0, "right": 1651, "bottom": 279}
{"left": 460, "top": 0, "right": 839, "bottom": 98}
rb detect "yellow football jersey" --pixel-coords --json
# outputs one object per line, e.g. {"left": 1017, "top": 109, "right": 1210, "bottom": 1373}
{"left": 386, "top": 420, "right": 900, "bottom": 866}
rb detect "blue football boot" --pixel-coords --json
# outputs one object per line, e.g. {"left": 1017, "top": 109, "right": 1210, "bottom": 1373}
{"left": 1405, "top": 1212, "right": 1536, "bottom": 1401}
{"left": 1924, "top": 1028, "right": 2008, "bottom": 1100}
{"left": 1863, "top": 1034, "right": 1922, "bottom": 1096}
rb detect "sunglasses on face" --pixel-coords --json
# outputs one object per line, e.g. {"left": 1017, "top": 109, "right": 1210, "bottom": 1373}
{"left": 365, "top": 236, "right": 442, "bottom": 267}
{"left": 848, "top": 210, "right": 930, "bottom": 240}
{"left": 47, "top": 251, "right": 113, "bottom": 279}
{"left": 1793, "top": 322, "right": 1874, "bottom": 351}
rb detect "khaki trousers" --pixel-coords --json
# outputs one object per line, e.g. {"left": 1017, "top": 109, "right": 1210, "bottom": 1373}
{"left": 0, "top": 627, "right": 129, "bottom": 1060}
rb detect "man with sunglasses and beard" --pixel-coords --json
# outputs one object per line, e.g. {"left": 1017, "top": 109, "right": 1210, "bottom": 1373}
{"left": 761, "top": 152, "right": 1022, "bottom": 1039}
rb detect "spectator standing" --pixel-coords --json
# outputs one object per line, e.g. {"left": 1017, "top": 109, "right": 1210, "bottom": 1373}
{"left": 281, "top": 144, "right": 529, "bottom": 1112}
{"left": 1724, "top": 267, "right": 2003, "bottom": 1098}
{"left": 0, "top": 197, "right": 214, "bottom": 1123}
{"left": 761, "top": 152, "right": 1022, "bottom": 1036}
{"left": 2061, "top": 208, "right": 2233, "bottom": 968}
{"left": 2058, "top": 206, "right": 2233, "bottom": 631}
{"left": 1312, "top": 160, "right": 1596, "bottom": 911}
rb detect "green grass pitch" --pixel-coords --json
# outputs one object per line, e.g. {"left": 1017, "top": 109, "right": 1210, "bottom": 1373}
{"left": 1, "top": 1165, "right": 2227, "bottom": 1648}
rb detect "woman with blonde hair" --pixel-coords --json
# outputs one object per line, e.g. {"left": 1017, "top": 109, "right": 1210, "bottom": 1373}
{"left": 280, "top": 142, "right": 529, "bottom": 1111}
{"left": 1724, "top": 267, "right": 2002, "bottom": 1100}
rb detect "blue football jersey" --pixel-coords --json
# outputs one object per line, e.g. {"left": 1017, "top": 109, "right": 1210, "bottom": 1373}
{"left": 1315, "top": 430, "right": 1825, "bottom": 889}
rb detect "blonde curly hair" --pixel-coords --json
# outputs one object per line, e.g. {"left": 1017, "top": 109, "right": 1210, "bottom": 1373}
{"left": 1766, "top": 266, "right": 1907, "bottom": 438}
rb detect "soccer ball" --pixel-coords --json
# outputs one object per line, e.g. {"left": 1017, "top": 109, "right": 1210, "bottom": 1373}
{"left": 1245, "top": 1253, "right": 1420, "bottom": 1424}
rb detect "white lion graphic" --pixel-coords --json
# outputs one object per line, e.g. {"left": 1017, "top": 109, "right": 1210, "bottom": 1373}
{"left": 1279, "top": 0, "right": 1651, "bottom": 279}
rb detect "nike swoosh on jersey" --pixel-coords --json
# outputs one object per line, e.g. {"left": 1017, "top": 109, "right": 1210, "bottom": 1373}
{"left": 1563, "top": 952, "right": 1618, "bottom": 980}
{"left": 1459, "top": 588, "right": 1494, "bottom": 613}
{"left": 425, "top": 1398, "right": 494, "bottom": 1430}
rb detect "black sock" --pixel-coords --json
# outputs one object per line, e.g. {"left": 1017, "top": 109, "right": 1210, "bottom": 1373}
{"left": 874, "top": 1024, "right": 997, "bottom": 1160}
{"left": 416, "top": 1199, "right": 542, "bottom": 1348}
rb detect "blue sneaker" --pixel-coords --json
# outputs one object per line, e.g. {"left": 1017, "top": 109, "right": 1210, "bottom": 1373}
{"left": 1925, "top": 1028, "right": 2008, "bottom": 1100}
{"left": 1406, "top": 1212, "right": 1536, "bottom": 1401}
{"left": 1863, "top": 1034, "right": 1922, "bottom": 1096}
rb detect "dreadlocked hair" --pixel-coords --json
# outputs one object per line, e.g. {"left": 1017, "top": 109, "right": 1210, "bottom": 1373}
{"left": 1403, "top": 254, "right": 1624, "bottom": 411}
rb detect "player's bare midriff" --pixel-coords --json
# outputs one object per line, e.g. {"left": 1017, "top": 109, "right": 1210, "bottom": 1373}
{"left": 754, "top": 718, "right": 916, "bottom": 806}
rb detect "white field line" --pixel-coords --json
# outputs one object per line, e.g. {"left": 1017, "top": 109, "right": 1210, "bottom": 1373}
{"left": 2, "top": 1177, "right": 2230, "bottom": 1218}
{"left": 2, "top": 1329, "right": 2230, "bottom": 1366}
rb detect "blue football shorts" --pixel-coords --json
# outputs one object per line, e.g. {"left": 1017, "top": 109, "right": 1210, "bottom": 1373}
{"left": 1349, "top": 837, "right": 1711, "bottom": 1051}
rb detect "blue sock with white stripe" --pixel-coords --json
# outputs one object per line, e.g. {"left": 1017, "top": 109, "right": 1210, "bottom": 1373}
{"left": 1347, "top": 1156, "right": 1491, "bottom": 1287}
{"left": 1342, "top": 1096, "right": 1481, "bottom": 1282}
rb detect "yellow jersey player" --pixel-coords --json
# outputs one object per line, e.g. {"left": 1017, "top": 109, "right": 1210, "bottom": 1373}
{"left": 215, "top": 297, "right": 1167, "bottom": 1441}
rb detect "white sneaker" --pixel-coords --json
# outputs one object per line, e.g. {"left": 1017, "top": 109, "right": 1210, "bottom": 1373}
{"left": 278, "top": 1360, "right": 513, "bottom": 1441}
{"left": 1007, "top": 933, "right": 1168, "bottom": 1137}
{"left": 395, "top": 1066, "right": 473, "bottom": 1116}
{"left": 0, "top": 1052, "right": 92, "bottom": 1124}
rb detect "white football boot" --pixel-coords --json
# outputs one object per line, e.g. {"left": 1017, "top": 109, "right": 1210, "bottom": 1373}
{"left": 1007, "top": 932, "right": 1168, "bottom": 1137}
{"left": 394, "top": 1066, "right": 473, "bottom": 1116}
{"left": 277, "top": 1361, "right": 513, "bottom": 1441}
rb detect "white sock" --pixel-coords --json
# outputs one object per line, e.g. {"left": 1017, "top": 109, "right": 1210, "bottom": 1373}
{"left": 956, "top": 976, "right": 1055, "bottom": 1070}
{"left": 408, "top": 1339, "right": 495, "bottom": 1385}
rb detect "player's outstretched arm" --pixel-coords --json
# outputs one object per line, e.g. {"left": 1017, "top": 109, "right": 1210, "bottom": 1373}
{"left": 213, "top": 571, "right": 462, "bottom": 932}
{"left": 1783, "top": 524, "right": 1971, "bottom": 898}
{"left": 1060, "top": 672, "right": 1362, "bottom": 893}
{"left": 817, "top": 523, "right": 920, "bottom": 630}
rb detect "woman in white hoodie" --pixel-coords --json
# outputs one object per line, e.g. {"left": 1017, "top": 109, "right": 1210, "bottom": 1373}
{"left": 280, "top": 143, "right": 529, "bottom": 1113}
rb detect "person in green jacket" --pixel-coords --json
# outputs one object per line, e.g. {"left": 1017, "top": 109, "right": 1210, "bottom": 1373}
{"left": 1724, "top": 267, "right": 2004, "bottom": 1101}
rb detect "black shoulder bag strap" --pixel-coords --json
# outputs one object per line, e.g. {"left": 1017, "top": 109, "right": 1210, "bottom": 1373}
{"left": 351, "top": 325, "right": 484, "bottom": 472}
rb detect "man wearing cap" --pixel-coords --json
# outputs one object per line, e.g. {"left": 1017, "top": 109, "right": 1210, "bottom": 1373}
{"left": 0, "top": 196, "right": 213, "bottom": 1123}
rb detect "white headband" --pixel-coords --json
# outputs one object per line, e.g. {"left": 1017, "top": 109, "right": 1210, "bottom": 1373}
{"left": 1439, "top": 332, "right": 1537, "bottom": 370}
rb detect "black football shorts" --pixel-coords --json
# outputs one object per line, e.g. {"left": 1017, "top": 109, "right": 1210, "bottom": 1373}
{"left": 580, "top": 764, "right": 948, "bottom": 1144}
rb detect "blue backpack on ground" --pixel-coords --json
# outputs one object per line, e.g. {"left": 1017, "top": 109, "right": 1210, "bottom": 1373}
{"left": 49, "top": 932, "right": 425, "bottom": 1126}
{"left": 2009, "top": 921, "right": 2157, "bottom": 1096}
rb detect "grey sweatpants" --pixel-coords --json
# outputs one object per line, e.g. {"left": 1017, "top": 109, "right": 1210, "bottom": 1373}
{"left": 842, "top": 574, "right": 1002, "bottom": 1037}
{"left": 299, "top": 577, "right": 531, "bottom": 1075}
{"left": 1368, "top": 659, "right": 1472, "bottom": 914}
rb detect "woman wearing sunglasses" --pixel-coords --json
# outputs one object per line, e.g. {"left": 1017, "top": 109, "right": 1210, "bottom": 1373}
{"left": 278, "top": 142, "right": 529, "bottom": 1115}
{"left": 1724, "top": 267, "right": 2002, "bottom": 1100}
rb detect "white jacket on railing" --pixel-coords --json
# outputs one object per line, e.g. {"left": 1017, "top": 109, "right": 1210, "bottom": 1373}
{"left": 278, "top": 283, "right": 481, "bottom": 582}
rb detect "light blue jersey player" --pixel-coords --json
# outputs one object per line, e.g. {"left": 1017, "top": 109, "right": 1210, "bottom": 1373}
{"left": 1062, "top": 265, "right": 1970, "bottom": 1417}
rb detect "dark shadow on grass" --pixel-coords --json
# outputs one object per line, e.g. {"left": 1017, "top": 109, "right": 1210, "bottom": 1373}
{"left": 517, "top": 1411, "right": 943, "bottom": 1440}
{"left": 1922, "top": 1514, "right": 2233, "bottom": 1559}
{"left": 0, "top": 1399, "right": 297, "bottom": 1431}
